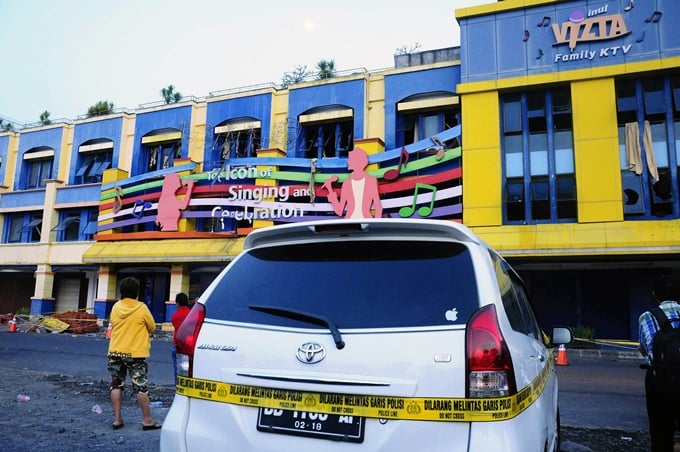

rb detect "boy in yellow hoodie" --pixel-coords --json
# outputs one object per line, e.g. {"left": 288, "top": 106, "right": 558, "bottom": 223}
{"left": 107, "top": 277, "right": 161, "bottom": 430}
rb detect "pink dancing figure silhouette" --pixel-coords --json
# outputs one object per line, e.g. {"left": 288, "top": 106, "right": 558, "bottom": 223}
{"left": 156, "top": 173, "right": 195, "bottom": 231}
{"left": 322, "top": 147, "right": 383, "bottom": 219}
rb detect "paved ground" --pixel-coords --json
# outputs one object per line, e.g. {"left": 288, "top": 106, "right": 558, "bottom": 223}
{"left": 0, "top": 367, "right": 173, "bottom": 451}
{"left": 1, "top": 364, "right": 651, "bottom": 452}
{"left": 0, "top": 323, "right": 656, "bottom": 451}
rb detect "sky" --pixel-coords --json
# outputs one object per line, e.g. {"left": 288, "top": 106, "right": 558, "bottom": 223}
{"left": 0, "top": 0, "right": 488, "bottom": 125}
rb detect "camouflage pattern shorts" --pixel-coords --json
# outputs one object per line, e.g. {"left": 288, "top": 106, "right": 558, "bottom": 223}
{"left": 107, "top": 354, "right": 149, "bottom": 394}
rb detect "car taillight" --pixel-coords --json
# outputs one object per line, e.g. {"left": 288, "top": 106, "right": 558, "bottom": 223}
{"left": 175, "top": 303, "right": 205, "bottom": 378}
{"left": 466, "top": 304, "right": 517, "bottom": 398}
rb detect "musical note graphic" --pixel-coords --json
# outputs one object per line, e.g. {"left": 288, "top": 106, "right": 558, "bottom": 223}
{"left": 624, "top": 0, "right": 634, "bottom": 12}
{"left": 536, "top": 48, "right": 544, "bottom": 60}
{"left": 131, "top": 199, "right": 152, "bottom": 219}
{"left": 523, "top": 30, "right": 530, "bottom": 42}
{"left": 384, "top": 147, "right": 409, "bottom": 181}
{"left": 536, "top": 16, "right": 551, "bottom": 27}
{"left": 112, "top": 186, "right": 123, "bottom": 213}
{"left": 636, "top": 31, "right": 645, "bottom": 43}
{"left": 645, "top": 11, "right": 662, "bottom": 23}
{"left": 399, "top": 183, "right": 437, "bottom": 218}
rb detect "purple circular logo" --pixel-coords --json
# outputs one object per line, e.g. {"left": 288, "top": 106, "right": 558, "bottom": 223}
{"left": 569, "top": 10, "right": 585, "bottom": 23}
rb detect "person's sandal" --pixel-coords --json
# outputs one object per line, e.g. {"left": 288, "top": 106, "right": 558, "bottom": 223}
{"left": 142, "top": 422, "right": 162, "bottom": 430}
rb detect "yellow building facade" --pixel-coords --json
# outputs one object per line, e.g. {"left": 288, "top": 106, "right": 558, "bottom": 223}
{"left": 0, "top": 0, "right": 678, "bottom": 340}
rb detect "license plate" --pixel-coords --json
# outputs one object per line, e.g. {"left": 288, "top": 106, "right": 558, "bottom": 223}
{"left": 257, "top": 408, "right": 364, "bottom": 443}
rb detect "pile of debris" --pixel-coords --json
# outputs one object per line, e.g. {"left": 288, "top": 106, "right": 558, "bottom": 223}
{"left": 51, "top": 311, "right": 100, "bottom": 334}
{"left": 8, "top": 311, "right": 100, "bottom": 334}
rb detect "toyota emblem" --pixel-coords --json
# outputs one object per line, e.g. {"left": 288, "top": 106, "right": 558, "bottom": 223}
{"left": 296, "top": 342, "right": 326, "bottom": 364}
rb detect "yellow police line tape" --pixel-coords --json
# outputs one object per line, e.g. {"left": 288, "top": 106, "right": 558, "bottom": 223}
{"left": 574, "top": 337, "right": 639, "bottom": 350}
{"left": 176, "top": 358, "right": 554, "bottom": 422}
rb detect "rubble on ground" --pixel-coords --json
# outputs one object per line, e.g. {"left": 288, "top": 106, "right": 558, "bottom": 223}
{"left": 51, "top": 311, "right": 100, "bottom": 334}
{"left": 6, "top": 311, "right": 100, "bottom": 334}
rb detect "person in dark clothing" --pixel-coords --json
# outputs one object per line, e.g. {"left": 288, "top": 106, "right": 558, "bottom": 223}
{"left": 638, "top": 274, "right": 680, "bottom": 451}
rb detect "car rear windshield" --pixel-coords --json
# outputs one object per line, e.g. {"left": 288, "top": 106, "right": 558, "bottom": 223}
{"left": 204, "top": 240, "right": 479, "bottom": 329}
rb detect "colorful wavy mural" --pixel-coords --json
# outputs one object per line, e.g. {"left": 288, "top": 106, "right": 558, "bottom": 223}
{"left": 96, "top": 126, "right": 462, "bottom": 238}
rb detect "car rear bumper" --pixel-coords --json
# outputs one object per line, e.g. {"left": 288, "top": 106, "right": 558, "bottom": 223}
{"left": 160, "top": 394, "right": 190, "bottom": 452}
{"left": 161, "top": 394, "right": 554, "bottom": 451}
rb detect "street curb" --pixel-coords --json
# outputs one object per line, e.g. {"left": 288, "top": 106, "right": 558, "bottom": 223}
{"left": 566, "top": 348, "right": 645, "bottom": 362}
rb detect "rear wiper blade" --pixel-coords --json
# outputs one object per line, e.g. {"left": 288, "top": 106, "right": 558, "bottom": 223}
{"left": 248, "top": 305, "right": 345, "bottom": 350}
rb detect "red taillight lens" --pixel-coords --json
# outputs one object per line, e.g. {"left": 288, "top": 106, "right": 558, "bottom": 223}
{"left": 175, "top": 303, "right": 205, "bottom": 377}
{"left": 466, "top": 304, "right": 517, "bottom": 397}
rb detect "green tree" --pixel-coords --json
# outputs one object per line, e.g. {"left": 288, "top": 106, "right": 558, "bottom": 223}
{"left": 87, "top": 101, "right": 114, "bottom": 118}
{"left": 161, "top": 85, "right": 182, "bottom": 104}
{"left": 394, "top": 42, "right": 422, "bottom": 55}
{"left": 39, "top": 111, "right": 51, "bottom": 126}
{"left": 316, "top": 59, "right": 336, "bottom": 80}
{"left": 281, "top": 65, "right": 311, "bottom": 88}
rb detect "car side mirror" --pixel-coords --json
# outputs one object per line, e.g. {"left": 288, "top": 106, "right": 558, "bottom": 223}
{"left": 549, "top": 326, "right": 573, "bottom": 346}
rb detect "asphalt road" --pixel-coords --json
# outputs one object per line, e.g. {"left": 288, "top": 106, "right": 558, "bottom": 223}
{"left": 0, "top": 330, "right": 648, "bottom": 433}
{"left": 0, "top": 330, "right": 176, "bottom": 386}
{"left": 556, "top": 356, "right": 647, "bottom": 432}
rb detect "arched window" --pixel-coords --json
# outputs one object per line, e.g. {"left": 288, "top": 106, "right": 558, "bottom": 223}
{"left": 210, "top": 117, "right": 261, "bottom": 169}
{"left": 75, "top": 139, "right": 113, "bottom": 184}
{"left": 298, "top": 105, "right": 353, "bottom": 159}
{"left": 396, "top": 92, "right": 459, "bottom": 148}
{"left": 22, "top": 146, "right": 54, "bottom": 189}
{"left": 141, "top": 128, "right": 182, "bottom": 173}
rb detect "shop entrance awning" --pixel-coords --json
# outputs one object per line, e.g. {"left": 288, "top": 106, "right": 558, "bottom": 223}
{"left": 82, "top": 238, "right": 245, "bottom": 264}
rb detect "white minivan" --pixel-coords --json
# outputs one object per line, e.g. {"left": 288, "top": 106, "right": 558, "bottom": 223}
{"left": 161, "top": 219, "right": 572, "bottom": 451}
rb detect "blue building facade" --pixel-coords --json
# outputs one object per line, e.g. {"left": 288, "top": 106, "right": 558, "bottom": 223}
{"left": 0, "top": 0, "right": 678, "bottom": 341}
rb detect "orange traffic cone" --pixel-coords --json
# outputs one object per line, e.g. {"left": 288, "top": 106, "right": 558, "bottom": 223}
{"left": 8, "top": 315, "right": 17, "bottom": 333}
{"left": 556, "top": 344, "right": 569, "bottom": 366}
{"left": 105, "top": 322, "right": 112, "bottom": 339}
